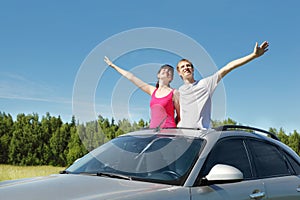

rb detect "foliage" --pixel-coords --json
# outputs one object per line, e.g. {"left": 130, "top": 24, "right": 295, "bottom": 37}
{"left": 211, "top": 117, "right": 237, "bottom": 127}
{"left": 0, "top": 112, "right": 13, "bottom": 164}
{"left": 0, "top": 112, "right": 146, "bottom": 166}
{"left": 0, "top": 111, "right": 299, "bottom": 167}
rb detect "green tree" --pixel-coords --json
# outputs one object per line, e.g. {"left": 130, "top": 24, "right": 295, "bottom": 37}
{"left": 83, "top": 120, "right": 100, "bottom": 151}
{"left": 117, "top": 119, "right": 133, "bottom": 135}
{"left": 98, "top": 117, "right": 111, "bottom": 141}
{"left": 288, "top": 130, "right": 300, "bottom": 155}
{"left": 39, "top": 112, "right": 55, "bottom": 165}
{"left": 0, "top": 112, "right": 14, "bottom": 164}
{"left": 66, "top": 118, "right": 88, "bottom": 166}
{"left": 138, "top": 119, "right": 146, "bottom": 128}
{"left": 8, "top": 113, "right": 41, "bottom": 165}
{"left": 211, "top": 118, "right": 237, "bottom": 127}
{"left": 49, "top": 116, "right": 70, "bottom": 166}
{"left": 269, "top": 127, "right": 289, "bottom": 145}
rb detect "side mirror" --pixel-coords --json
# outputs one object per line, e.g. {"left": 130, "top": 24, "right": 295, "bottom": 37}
{"left": 204, "top": 164, "right": 243, "bottom": 184}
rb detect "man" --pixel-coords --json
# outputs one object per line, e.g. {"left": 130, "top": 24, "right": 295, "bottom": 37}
{"left": 176, "top": 41, "right": 269, "bottom": 129}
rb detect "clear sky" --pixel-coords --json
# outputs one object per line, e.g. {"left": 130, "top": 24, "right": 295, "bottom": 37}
{"left": 1, "top": 0, "right": 299, "bottom": 133}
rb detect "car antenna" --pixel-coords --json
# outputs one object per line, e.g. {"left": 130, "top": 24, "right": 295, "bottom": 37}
{"left": 154, "top": 116, "right": 167, "bottom": 132}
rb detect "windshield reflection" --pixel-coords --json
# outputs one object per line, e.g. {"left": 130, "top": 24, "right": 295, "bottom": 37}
{"left": 66, "top": 134, "right": 203, "bottom": 185}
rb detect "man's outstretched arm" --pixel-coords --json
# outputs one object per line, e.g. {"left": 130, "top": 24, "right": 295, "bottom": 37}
{"left": 218, "top": 41, "right": 269, "bottom": 82}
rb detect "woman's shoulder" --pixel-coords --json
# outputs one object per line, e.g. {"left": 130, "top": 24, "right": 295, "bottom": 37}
{"left": 172, "top": 89, "right": 180, "bottom": 99}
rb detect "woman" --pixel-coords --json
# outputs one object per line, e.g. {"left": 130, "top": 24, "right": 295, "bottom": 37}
{"left": 104, "top": 56, "right": 180, "bottom": 128}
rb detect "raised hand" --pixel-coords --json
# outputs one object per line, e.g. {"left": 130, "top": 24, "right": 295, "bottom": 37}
{"left": 104, "top": 56, "right": 113, "bottom": 66}
{"left": 253, "top": 41, "right": 269, "bottom": 57}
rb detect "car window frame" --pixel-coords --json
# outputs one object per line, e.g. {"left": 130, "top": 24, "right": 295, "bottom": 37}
{"left": 245, "top": 137, "right": 294, "bottom": 179}
{"left": 279, "top": 147, "right": 300, "bottom": 175}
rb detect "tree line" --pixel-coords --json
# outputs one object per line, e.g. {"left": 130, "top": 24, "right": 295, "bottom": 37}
{"left": 0, "top": 112, "right": 299, "bottom": 167}
{"left": 0, "top": 112, "right": 147, "bottom": 167}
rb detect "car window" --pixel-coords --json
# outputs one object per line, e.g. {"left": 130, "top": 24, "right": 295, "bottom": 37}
{"left": 199, "top": 138, "right": 252, "bottom": 182}
{"left": 283, "top": 151, "right": 300, "bottom": 175}
{"left": 248, "top": 139, "right": 291, "bottom": 178}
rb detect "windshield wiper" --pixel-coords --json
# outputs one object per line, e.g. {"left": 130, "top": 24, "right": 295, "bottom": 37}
{"left": 154, "top": 116, "right": 167, "bottom": 132}
{"left": 96, "top": 172, "right": 132, "bottom": 180}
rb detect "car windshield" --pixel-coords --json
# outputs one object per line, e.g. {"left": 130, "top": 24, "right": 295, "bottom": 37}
{"left": 66, "top": 134, "right": 203, "bottom": 185}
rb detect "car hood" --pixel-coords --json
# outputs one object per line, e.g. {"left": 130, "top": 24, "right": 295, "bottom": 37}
{"left": 0, "top": 174, "right": 187, "bottom": 200}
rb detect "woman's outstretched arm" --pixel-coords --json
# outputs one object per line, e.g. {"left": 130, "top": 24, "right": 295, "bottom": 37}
{"left": 104, "top": 56, "right": 156, "bottom": 95}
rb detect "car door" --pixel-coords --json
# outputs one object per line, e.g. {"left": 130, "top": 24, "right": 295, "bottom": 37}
{"left": 191, "top": 180, "right": 266, "bottom": 200}
{"left": 263, "top": 176, "right": 300, "bottom": 200}
{"left": 247, "top": 139, "right": 300, "bottom": 199}
{"left": 191, "top": 138, "right": 267, "bottom": 200}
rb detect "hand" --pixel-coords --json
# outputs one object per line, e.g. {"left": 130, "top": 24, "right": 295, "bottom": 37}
{"left": 104, "top": 56, "right": 113, "bottom": 66}
{"left": 253, "top": 41, "right": 269, "bottom": 57}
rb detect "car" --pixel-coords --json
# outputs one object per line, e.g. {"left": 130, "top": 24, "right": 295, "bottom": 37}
{"left": 1, "top": 125, "right": 300, "bottom": 199}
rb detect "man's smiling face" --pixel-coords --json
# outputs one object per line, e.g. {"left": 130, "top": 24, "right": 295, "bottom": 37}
{"left": 177, "top": 60, "right": 194, "bottom": 80}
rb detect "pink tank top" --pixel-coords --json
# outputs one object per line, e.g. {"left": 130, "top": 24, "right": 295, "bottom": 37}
{"left": 149, "top": 89, "right": 176, "bottom": 128}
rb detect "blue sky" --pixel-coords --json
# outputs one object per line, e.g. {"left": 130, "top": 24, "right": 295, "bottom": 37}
{"left": 0, "top": 0, "right": 299, "bottom": 133}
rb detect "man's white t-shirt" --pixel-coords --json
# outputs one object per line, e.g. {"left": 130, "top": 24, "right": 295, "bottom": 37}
{"left": 178, "top": 72, "right": 219, "bottom": 129}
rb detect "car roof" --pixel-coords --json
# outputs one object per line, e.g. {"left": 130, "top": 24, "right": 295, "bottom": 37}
{"left": 122, "top": 125, "right": 278, "bottom": 142}
{"left": 121, "top": 125, "right": 289, "bottom": 155}
{"left": 122, "top": 128, "right": 220, "bottom": 139}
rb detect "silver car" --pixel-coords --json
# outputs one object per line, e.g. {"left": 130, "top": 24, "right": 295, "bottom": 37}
{"left": 1, "top": 125, "right": 300, "bottom": 199}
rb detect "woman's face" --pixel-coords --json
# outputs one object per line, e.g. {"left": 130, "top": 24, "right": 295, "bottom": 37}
{"left": 157, "top": 66, "right": 174, "bottom": 82}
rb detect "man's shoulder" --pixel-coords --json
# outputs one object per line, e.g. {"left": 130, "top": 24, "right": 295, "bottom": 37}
{"left": 179, "top": 80, "right": 199, "bottom": 91}
{"left": 199, "top": 72, "right": 219, "bottom": 85}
